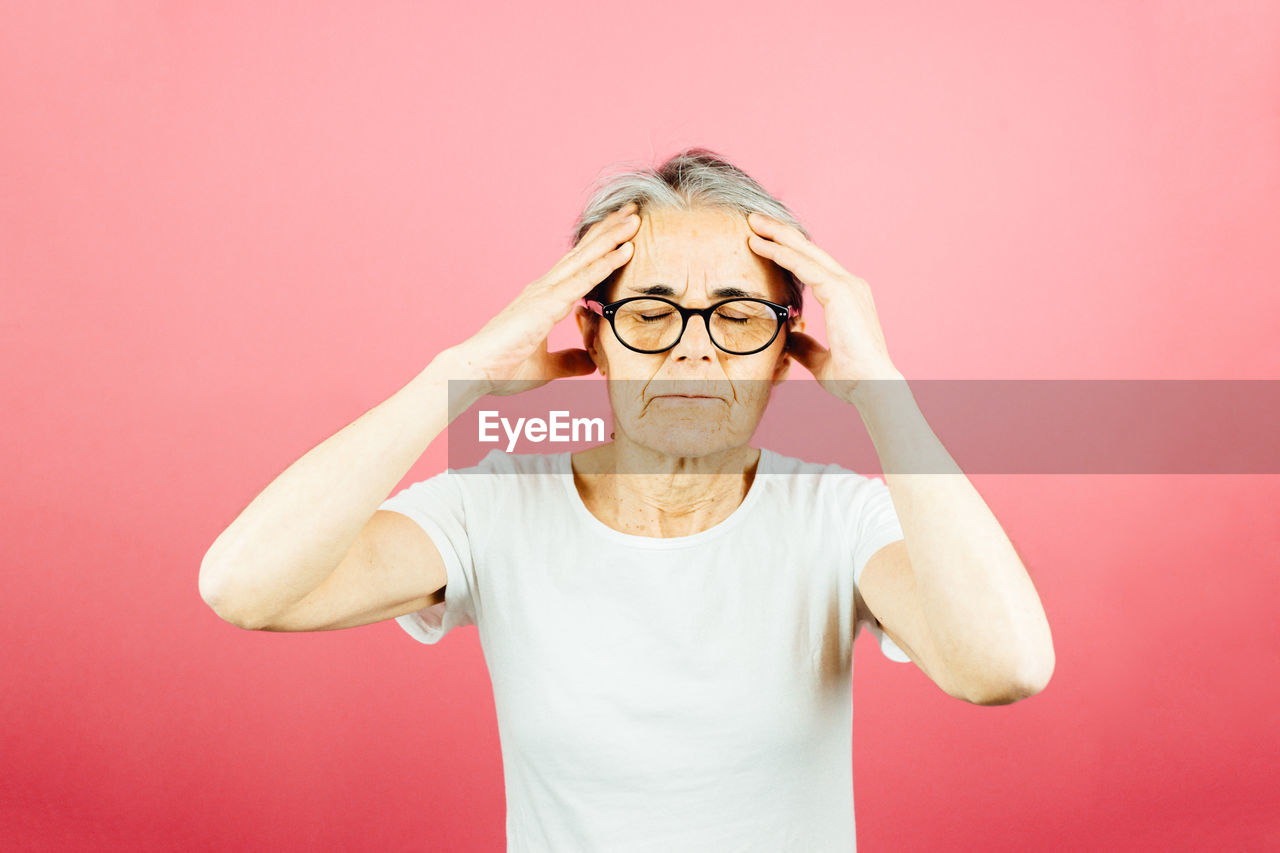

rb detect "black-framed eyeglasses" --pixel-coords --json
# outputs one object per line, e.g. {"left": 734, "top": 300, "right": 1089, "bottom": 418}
{"left": 583, "top": 296, "right": 799, "bottom": 356}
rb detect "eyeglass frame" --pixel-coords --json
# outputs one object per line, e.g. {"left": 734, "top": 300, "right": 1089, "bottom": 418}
{"left": 583, "top": 295, "right": 800, "bottom": 356}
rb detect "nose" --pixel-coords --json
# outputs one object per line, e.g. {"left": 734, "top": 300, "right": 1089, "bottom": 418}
{"left": 668, "top": 312, "right": 718, "bottom": 361}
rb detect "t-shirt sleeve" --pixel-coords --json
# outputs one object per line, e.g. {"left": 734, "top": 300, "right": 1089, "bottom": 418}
{"left": 847, "top": 475, "right": 912, "bottom": 663}
{"left": 377, "top": 470, "right": 478, "bottom": 644}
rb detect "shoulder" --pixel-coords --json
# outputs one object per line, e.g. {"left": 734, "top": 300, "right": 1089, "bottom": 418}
{"left": 759, "top": 447, "right": 878, "bottom": 491}
{"left": 445, "top": 448, "right": 565, "bottom": 473}
{"left": 454, "top": 448, "right": 563, "bottom": 476}
{"left": 442, "top": 450, "right": 566, "bottom": 506}
{"left": 760, "top": 447, "right": 840, "bottom": 477}
{"left": 756, "top": 447, "right": 884, "bottom": 516}
{"left": 416, "top": 451, "right": 565, "bottom": 526}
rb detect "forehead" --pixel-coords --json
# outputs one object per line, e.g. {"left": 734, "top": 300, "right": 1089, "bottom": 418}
{"left": 615, "top": 205, "right": 789, "bottom": 302}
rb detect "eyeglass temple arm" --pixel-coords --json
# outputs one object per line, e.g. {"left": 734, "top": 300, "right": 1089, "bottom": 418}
{"left": 583, "top": 298, "right": 798, "bottom": 319}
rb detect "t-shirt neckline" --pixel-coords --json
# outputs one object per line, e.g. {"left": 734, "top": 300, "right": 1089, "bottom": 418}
{"left": 556, "top": 447, "right": 775, "bottom": 550}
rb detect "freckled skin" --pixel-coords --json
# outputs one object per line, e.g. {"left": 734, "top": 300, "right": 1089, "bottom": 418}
{"left": 577, "top": 207, "right": 803, "bottom": 455}
{"left": 570, "top": 207, "right": 808, "bottom": 536}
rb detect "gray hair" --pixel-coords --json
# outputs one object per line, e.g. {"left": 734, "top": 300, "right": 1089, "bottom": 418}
{"left": 570, "top": 147, "right": 808, "bottom": 317}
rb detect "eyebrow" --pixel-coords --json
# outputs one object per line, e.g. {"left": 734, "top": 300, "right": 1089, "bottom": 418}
{"left": 627, "top": 283, "right": 765, "bottom": 299}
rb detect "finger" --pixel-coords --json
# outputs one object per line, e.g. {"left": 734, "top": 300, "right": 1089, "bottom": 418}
{"left": 579, "top": 200, "right": 636, "bottom": 237}
{"left": 554, "top": 236, "right": 635, "bottom": 302}
{"left": 786, "top": 331, "right": 829, "bottom": 373}
{"left": 747, "top": 235, "right": 842, "bottom": 305}
{"left": 566, "top": 204, "right": 640, "bottom": 272}
{"left": 543, "top": 347, "right": 598, "bottom": 378}
{"left": 534, "top": 205, "right": 635, "bottom": 291}
{"left": 746, "top": 212, "right": 846, "bottom": 278}
{"left": 524, "top": 236, "right": 633, "bottom": 328}
{"left": 787, "top": 330, "right": 828, "bottom": 356}
{"left": 526, "top": 204, "right": 640, "bottom": 324}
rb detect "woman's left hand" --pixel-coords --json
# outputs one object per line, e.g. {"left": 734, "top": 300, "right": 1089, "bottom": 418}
{"left": 746, "top": 211, "right": 904, "bottom": 404}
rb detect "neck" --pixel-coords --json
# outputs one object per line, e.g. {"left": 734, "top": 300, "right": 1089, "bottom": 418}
{"left": 570, "top": 439, "right": 761, "bottom": 538}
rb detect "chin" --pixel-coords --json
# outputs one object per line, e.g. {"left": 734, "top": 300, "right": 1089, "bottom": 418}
{"left": 626, "top": 421, "right": 745, "bottom": 461}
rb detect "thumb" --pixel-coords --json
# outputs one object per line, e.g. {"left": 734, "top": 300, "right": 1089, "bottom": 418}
{"left": 786, "top": 331, "right": 829, "bottom": 373}
{"left": 544, "top": 347, "right": 598, "bottom": 378}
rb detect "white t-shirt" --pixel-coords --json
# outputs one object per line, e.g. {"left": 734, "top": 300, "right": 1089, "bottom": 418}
{"left": 379, "top": 447, "right": 910, "bottom": 852}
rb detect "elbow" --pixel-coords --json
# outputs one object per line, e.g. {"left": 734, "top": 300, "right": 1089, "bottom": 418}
{"left": 1023, "top": 646, "right": 1056, "bottom": 696}
{"left": 958, "top": 650, "right": 1056, "bottom": 706}
{"left": 198, "top": 562, "right": 267, "bottom": 630}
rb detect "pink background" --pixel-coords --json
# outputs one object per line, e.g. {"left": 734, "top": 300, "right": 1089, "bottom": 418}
{"left": 3, "top": 1, "right": 1278, "bottom": 850}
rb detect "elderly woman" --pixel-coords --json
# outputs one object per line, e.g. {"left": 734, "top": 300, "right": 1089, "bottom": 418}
{"left": 200, "top": 148, "right": 1054, "bottom": 851}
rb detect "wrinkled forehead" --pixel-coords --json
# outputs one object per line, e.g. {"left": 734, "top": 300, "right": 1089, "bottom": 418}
{"left": 612, "top": 206, "right": 790, "bottom": 303}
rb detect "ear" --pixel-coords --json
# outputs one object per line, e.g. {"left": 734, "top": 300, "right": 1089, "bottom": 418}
{"left": 574, "top": 304, "right": 607, "bottom": 376}
{"left": 771, "top": 315, "right": 804, "bottom": 386}
{"left": 771, "top": 352, "right": 792, "bottom": 385}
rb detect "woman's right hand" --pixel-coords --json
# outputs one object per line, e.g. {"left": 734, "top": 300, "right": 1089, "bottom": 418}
{"left": 440, "top": 201, "right": 640, "bottom": 399}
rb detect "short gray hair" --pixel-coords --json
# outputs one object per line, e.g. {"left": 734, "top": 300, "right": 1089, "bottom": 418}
{"left": 570, "top": 147, "right": 808, "bottom": 317}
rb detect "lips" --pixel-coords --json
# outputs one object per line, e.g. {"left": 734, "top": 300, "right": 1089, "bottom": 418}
{"left": 653, "top": 394, "right": 724, "bottom": 401}
{"left": 649, "top": 382, "right": 730, "bottom": 402}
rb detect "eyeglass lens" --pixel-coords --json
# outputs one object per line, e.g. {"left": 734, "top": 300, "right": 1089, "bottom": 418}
{"left": 613, "top": 299, "right": 779, "bottom": 353}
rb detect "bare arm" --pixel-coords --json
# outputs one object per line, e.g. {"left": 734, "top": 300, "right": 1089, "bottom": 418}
{"left": 739, "top": 208, "right": 1053, "bottom": 703}
{"left": 198, "top": 347, "right": 483, "bottom": 629}
{"left": 853, "top": 379, "right": 1055, "bottom": 705}
{"left": 198, "top": 202, "right": 643, "bottom": 631}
